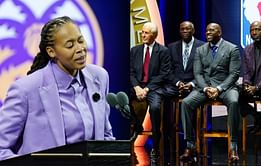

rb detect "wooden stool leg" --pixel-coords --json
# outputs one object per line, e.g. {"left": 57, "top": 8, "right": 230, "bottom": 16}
{"left": 160, "top": 102, "right": 164, "bottom": 166}
{"left": 175, "top": 101, "right": 180, "bottom": 166}
{"left": 227, "top": 126, "right": 231, "bottom": 163}
{"left": 196, "top": 106, "right": 201, "bottom": 157}
{"left": 202, "top": 105, "right": 208, "bottom": 165}
{"left": 254, "top": 133, "right": 258, "bottom": 164}
{"left": 242, "top": 117, "right": 247, "bottom": 160}
{"left": 169, "top": 100, "right": 175, "bottom": 165}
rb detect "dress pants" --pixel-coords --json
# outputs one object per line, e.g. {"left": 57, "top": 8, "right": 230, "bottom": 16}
{"left": 238, "top": 85, "right": 261, "bottom": 117}
{"left": 181, "top": 87, "right": 240, "bottom": 143}
{"left": 147, "top": 90, "right": 162, "bottom": 150}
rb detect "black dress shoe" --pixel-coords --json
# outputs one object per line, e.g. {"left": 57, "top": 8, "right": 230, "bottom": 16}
{"left": 230, "top": 149, "right": 239, "bottom": 161}
{"left": 180, "top": 148, "right": 196, "bottom": 162}
{"left": 252, "top": 125, "right": 261, "bottom": 134}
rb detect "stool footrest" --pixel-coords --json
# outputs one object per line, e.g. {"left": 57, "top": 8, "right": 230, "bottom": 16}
{"left": 140, "top": 131, "right": 152, "bottom": 135}
{"left": 203, "top": 132, "right": 228, "bottom": 138}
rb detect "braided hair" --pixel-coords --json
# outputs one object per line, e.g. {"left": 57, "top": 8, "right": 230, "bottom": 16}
{"left": 27, "top": 16, "right": 74, "bottom": 75}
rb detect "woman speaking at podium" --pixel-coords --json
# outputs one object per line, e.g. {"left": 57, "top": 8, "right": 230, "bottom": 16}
{"left": 0, "top": 16, "right": 115, "bottom": 161}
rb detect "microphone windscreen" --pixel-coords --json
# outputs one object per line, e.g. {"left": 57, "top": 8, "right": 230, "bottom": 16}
{"left": 116, "top": 91, "right": 129, "bottom": 107}
{"left": 106, "top": 93, "right": 118, "bottom": 107}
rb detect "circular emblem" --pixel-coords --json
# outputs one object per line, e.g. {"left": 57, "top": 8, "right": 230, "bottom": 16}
{"left": 0, "top": 0, "right": 103, "bottom": 105}
{"left": 130, "top": 0, "right": 164, "bottom": 48}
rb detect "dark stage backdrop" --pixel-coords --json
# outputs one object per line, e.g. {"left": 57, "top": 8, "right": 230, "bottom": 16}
{"left": 158, "top": 0, "right": 241, "bottom": 50}
{"left": 87, "top": 1, "right": 130, "bottom": 139}
{"left": 157, "top": 0, "right": 248, "bottom": 131}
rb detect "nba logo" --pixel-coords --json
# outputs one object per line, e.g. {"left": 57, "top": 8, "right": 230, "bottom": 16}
{"left": 241, "top": 0, "right": 261, "bottom": 48}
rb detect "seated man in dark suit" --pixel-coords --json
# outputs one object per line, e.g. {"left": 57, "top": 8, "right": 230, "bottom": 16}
{"left": 163, "top": 21, "right": 204, "bottom": 159}
{"left": 166, "top": 21, "right": 205, "bottom": 97}
{"left": 239, "top": 21, "right": 261, "bottom": 133}
{"left": 180, "top": 23, "right": 241, "bottom": 162}
{"left": 130, "top": 22, "right": 170, "bottom": 164}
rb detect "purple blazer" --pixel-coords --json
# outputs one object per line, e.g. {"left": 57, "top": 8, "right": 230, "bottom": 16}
{"left": 243, "top": 43, "right": 261, "bottom": 88}
{"left": 0, "top": 62, "right": 115, "bottom": 160}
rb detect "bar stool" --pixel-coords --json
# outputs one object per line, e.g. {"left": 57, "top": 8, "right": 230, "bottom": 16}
{"left": 201, "top": 100, "right": 246, "bottom": 165}
{"left": 172, "top": 97, "right": 182, "bottom": 165}
{"left": 172, "top": 97, "right": 201, "bottom": 165}
{"left": 254, "top": 130, "right": 261, "bottom": 164}
{"left": 254, "top": 100, "right": 261, "bottom": 164}
{"left": 240, "top": 98, "right": 261, "bottom": 163}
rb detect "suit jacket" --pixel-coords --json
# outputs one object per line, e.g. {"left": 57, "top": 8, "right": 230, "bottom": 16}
{"left": 168, "top": 38, "right": 205, "bottom": 86}
{"left": 0, "top": 62, "right": 115, "bottom": 160}
{"left": 194, "top": 39, "right": 241, "bottom": 91}
{"left": 243, "top": 43, "right": 261, "bottom": 88}
{"left": 130, "top": 42, "right": 170, "bottom": 91}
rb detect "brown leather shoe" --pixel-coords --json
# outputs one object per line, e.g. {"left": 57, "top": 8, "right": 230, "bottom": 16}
{"left": 230, "top": 149, "right": 239, "bottom": 161}
{"left": 180, "top": 148, "right": 195, "bottom": 162}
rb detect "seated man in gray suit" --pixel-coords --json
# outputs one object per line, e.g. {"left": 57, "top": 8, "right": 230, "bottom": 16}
{"left": 180, "top": 23, "right": 241, "bottom": 162}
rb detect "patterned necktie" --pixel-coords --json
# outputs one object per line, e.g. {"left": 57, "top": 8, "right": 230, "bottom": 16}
{"left": 183, "top": 44, "right": 190, "bottom": 69}
{"left": 71, "top": 79, "right": 93, "bottom": 139}
{"left": 143, "top": 46, "right": 150, "bottom": 83}
{"left": 211, "top": 45, "right": 218, "bottom": 59}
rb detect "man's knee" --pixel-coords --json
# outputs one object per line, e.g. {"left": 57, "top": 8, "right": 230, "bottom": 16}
{"left": 227, "top": 100, "right": 238, "bottom": 106}
{"left": 149, "top": 102, "right": 161, "bottom": 113}
{"left": 182, "top": 97, "right": 195, "bottom": 110}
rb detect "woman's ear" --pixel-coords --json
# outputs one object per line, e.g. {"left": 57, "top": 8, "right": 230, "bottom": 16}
{"left": 46, "top": 46, "right": 55, "bottom": 58}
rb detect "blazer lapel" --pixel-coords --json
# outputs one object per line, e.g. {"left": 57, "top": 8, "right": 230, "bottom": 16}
{"left": 255, "top": 49, "right": 261, "bottom": 83}
{"left": 149, "top": 43, "right": 159, "bottom": 75}
{"left": 177, "top": 42, "right": 184, "bottom": 71}
{"left": 138, "top": 46, "right": 144, "bottom": 80}
{"left": 39, "top": 64, "right": 65, "bottom": 145}
{"left": 250, "top": 47, "right": 256, "bottom": 73}
{"left": 186, "top": 41, "right": 196, "bottom": 71}
{"left": 210, "top": 41, "right": 225, "bottom": 72}
{"left": 82, "top": 69, "right": 104, "bottom": 139}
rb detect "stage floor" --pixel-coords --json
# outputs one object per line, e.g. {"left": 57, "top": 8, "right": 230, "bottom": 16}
{"left": 131, "top": 131, "right": 261, "bottom": 166}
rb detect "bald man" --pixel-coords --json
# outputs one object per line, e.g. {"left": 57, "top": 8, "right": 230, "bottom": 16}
{"left": 239, "top": 21, "right": 261, "bottom": 133}
{"left": 180, "top": 23, "right": 241, "bottom": 162}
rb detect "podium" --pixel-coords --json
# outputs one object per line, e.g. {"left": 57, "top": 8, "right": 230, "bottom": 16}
{"left": 0, "top": 140, "right": 131, "bottom": 166}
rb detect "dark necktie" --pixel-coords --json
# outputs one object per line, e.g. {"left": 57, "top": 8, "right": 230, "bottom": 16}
{"left": 143, "top": 46, "right": 150, "bottom": 83}
{"left": 71, "top": 79, "right": 93, "bottom": 139}
{"left": 211, "top": 45, "right": 218, "bottom": 59}
{"left": 183, "top": 44, "right": 190, "bottom": 69}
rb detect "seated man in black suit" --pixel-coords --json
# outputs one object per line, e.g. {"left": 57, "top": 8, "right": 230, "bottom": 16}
{"left": 130, "top": 22, "right": 170, "bottom": 164}
{"left": 166, "top": 21, "right": 205, "bottom": 97}
{"left": 162, "top": 21, "right": 204, "bottom": 163}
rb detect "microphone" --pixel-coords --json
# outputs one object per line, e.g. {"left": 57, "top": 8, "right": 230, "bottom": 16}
{"left": 116, "top": 91, "right": 129, "bottom": 106}
{"left": 106, "top": 92, "right": 132, "bottom": 119}
{"left": 116, "top": 91, "right": 131, "bottom": 118}
{"left": 106, "top": 93, "right": 121, "bottom": 110}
